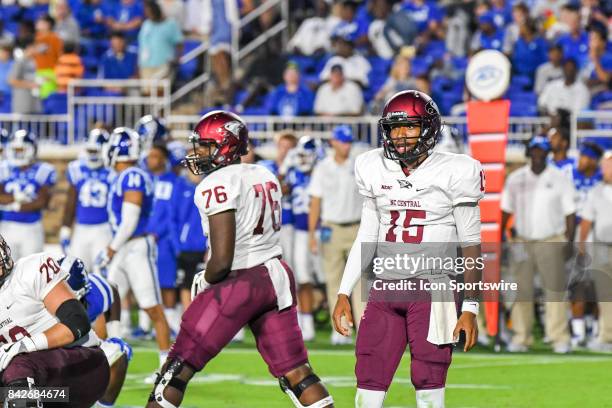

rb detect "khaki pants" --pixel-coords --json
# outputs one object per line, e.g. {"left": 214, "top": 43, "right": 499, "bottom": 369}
{"left": 510, "top": 234, "right": 570, "bottom": 347}
{"left": 592, "top": 245, "right": 612, "bottom": 343}
{"left": 322, "top": 223, "right": 365, "bottom": 329}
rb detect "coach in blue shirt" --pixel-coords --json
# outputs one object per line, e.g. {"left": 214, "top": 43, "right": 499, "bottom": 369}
{"left": 266, "top": 61, "right": 314, "bottom": 118}
{"left": 99, "top": 31, "right": 138, "bottom": 80}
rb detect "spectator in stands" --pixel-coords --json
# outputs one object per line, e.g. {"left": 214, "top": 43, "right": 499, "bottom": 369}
{"left": 554, "top": 3, "right": 589, "bottom": 68}
{"left": 539, "top": 58, "right": 590, "bottom": 116}
{"left": 367, "top": 0, "right": 394, "bottom": 59}
{"left": 370, "top": 55, "right": 416, "bottom": 113}
{"left": 0, "top": 20, "right": 15, "bottom": 47}
{"left": 54, "top": 0, "right": 80, "bottom": 46}
{"left": 99, "top": 31, "right": 138, "bottom": 81}
{"left": 337, "top": 0, "right": 369, "bottom": 47}
{"left": 511, "top": 19, "right": 548, "bottom": 81}
{"left": 159, "top": 0, "right": 185, "bottom": 26}
{"left": 400, "top": 0, "right": 443, "bottom": 37}
{"left": 535, "top": 44, "right": 564, "bottom": 95}
{"left": 75, "top": 0, "right": 107, "bottom": 39}
{"left": 15, "top": 20, "right": 36, "bottom": 50}
{"left": 501, "top": 135, "right": 575, "bottom": 354}
{"left": 265, "top": 61, "right": 314, "bottom": 118}
{"left": 0, "top": 45, "right": 13, "bottom": 111}
{"left": 490, "top": 0, "right": 512, "bottom": 29}
{"left": 470, "top": 11, "right": 505, "bottom": 53}
{"left": 288, "top": 0, "right": 339, "bottom": 57}
{"left": 319, "top": 22, "right": 371, "bottom": 88}
{"left": 503, "top": 2, "right": 529, "bottom": 55}
{"left": 8, "top": 37, "right": 41, "bottom": 114}
{"left": 138, "top": 0, "right": 183, "bottom": 81}
{"left": 581, "top": 27, "right": 612, "bottom": 99}
{"left": 33, "top": 14, "right": 63, "bottom": 99}
{"left": 314, "top": 64, "right": 363, "bottom": 116}
{"left": 54, "top": 42, "right": 84, "bottom": 92}
{"left": 547, "top": 127, "right": 575, "bottom": 179}
{"left": 106, "top": 0, "right": 144, "bottom": 42}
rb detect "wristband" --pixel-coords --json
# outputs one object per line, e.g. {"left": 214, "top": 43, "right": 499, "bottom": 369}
{"left": 461, "top": 300, "right": 479, "bottom": 315}
{"left": 30, "top": 332, "right": 49, "bottom": 351}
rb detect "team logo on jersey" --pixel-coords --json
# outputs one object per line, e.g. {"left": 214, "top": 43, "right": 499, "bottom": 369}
{"left": 397, "top": 179, "right": 412, "bottom": 189}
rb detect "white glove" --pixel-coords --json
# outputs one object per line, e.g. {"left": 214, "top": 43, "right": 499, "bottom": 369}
{"left": 0, "top": 202, "right": 20, "bottom": 212}
{"left": 278, "top": 149, "right": 298, "bottom": 176}
{"left": 12, "top": 190, "right": 30, "bottom": 204}
{"left": 93, "top": 249, "right": 111, "bottom": 275}
{"left": 0, "top": 337, "right": 38, "bottom": 371}
{"left": 191, "top": 270, "right": 211, "bottom": 300}
{"left": 59, "top": 226, "right": 72, "bottom": 253}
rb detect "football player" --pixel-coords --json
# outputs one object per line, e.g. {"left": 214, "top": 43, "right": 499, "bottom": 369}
{"left": 146, "top": 111, "right": 334, "bottom": 408}
{"left": 59, "top": 255, "right": 132, "bottom": 408}
{"left": 137, "top": 115, "right": 169, "bottom": 153}
{"left": 259, "top": 131, "right": 298, "bottom": 268}
{"left": 60, "top": 128, "right": 113, "bottom": 270}
{"left": 0, "top": 235, "right": 109, "bottom": 408}
{"left": 332, "top": 91, "right": 484, "bottom": 408}
{"left": 146, "top": 143, "right": 182, "bottom": 334}
{"left": 96, "top": 127, "right": 171, "bottom": 381}
{"left": 281, "top": 136, "right": 323, "bottom": 342}
{"left": 0, "top": 130, "right": 56, "bottom": 260}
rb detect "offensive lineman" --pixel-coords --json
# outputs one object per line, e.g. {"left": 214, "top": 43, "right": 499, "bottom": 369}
{"left": 332, "top": 91, "right": 484, "bottom": 408}
{"left": 0, "top": 235, "right": 109, "bottom": 408}
{"left": 146, "top": 111, "right": 333, "bottom": 408}
{"left": 61, "top": 128, "right": 113, "bottom": 270}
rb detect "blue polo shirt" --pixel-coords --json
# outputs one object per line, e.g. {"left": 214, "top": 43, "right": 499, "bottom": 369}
{"left": 266, "top": 84, "right": 314, "bottom": 117}
{"left": 99, "top": 48, "right": 138, "bottom": 79}
{"left": 512, "top": 36, "right": 549, "bottom": 78}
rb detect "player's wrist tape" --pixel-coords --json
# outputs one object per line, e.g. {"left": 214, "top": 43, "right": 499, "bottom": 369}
{"left": 29, "top": 332, "right": 49, "bottom": 351}
{"left": 461, "top": 300, "right": 479, "bottom": 315}
{"left": 106, "top": 320, "right": 122, "bottom": 339}
{"left": 59, "top": 226, "right": 72, "bottom": 241}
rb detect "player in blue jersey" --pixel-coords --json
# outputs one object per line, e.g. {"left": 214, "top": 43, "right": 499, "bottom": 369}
{"left": 548, "top": 127, "right": 575, "bottom": 179}
{"left": 96, "top": 127, "right": 171, "bottom": 381}
{"left": 146, "top": 143, "right": 183, "bottom": 334}
{"left": 61, "top": 128, "right": 113, "bottom": 270}
{"left": 281, "top": 135, "right": 323, "bottom": 341}
{"left": 0, "top": 130, "right": 56, "bottom": 259}
{"left": 58, "top": 255, "right": 133, "bottom": 408}
{"left": 136, "top": 115, "right": 169, "bottom": 151}
{"left": 259, "top": 131, "right": 298, "bottom": 267}
{"left": 175, "top": 169, "right": 208, "bottom": 310}
{"left": 570, "top": 141, "right": 604, "bottom": 347}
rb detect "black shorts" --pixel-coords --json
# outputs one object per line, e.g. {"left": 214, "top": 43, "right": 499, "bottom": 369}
{"left": 176, "top": 251, "right": 206, "bottom": 290}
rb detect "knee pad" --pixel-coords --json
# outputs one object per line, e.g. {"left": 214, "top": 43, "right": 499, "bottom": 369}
{"left": 148, "top": 359, "right": 188, "bottom": 408}
{"left": 279, "top": 374, "right": 334, "bottom": 408}
{"left": 3, "top": 378, "right": 42, "bottom": 408}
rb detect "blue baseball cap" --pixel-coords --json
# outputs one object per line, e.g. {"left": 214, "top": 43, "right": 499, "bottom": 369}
{"left": 579, "top": 142, "right": 603, "bottom": 160}
{"left": 528, "top": 135, "right": 551, "bottom": 151}
{"left": 332, "top": 125, "right": 353, "bottom": 143}
{"left": 478, "top": 12, "right": 495, "bottom": 27}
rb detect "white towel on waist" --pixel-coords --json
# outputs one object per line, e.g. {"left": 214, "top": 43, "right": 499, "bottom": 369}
{"left": 426, "top": 275, "right": 458, "bottom": 345}
{"left": 265, "top": 258, "right": 293, "bottom": 311}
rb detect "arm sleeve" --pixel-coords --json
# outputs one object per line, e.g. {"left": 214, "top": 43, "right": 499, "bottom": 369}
{"left": 109, "top": 201, "right": 141, "bottom": 251}
{"left": 450, "top": 158, "right": 484, "bottom": 206}
{"left": 338, "top": 197, "right": 380, "bottom": 296}
{"left": 453, "top": 205, "right": 482, "bottom": 247}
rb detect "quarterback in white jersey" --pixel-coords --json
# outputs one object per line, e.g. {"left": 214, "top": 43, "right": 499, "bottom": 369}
{"left": 0, "top": 235, "right": 109, "bottom": 407}
{"left": 146, "top": 111, "right": 333, "bottom": 408}
{"left": 333, "top": 91, "right": 484, "bottom": 408}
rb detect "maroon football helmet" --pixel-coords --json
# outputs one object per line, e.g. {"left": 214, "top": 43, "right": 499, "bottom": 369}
{"left": 184, "top": 110, "right": 249, "bottom": 175}
{"left": 379, "top": 90, "right": 442, "bottom": 164}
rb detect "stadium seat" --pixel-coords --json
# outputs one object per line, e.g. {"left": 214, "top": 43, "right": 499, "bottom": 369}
{"left": 591, "top": 91, "right": 612, "bottom": 110}
{"left": 43, "top": 93, "right": 68, "bottom": 114}
{"left": 509, "top": 101, "right": 538, "bottom": 116}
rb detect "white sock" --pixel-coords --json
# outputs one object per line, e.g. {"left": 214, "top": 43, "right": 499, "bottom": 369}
{"left": 159, "top": 350, "right": 169, "bottom": 368}
{"left": 297, "top": 312, "right": 304, "bottom": 330}
{"left": 139, "top": 310, "right": 151, "bottom": 332}
{"left": 232, "top": 328, "right": 245, "bottom": 342}
{"left": 301, "top": 313, "right": 314, "bottom": 333}
{"left": 571, "top": 318, "right": 586, "bottom": 340}
{"left": 355, "top": 388, "right": 386, "bottom": 408}
{"left": 416, "top": 388, "right": 445, "bottom": 408}
{"left": 164, "top": 307, "right": 180, "bottom": 333}
{"left": 120, "top": 309, "right": 131, "bottom": 332}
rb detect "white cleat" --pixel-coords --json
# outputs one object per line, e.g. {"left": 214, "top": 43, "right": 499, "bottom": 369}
{"left": 506, "top": 342, "right": 529, "bottom": 353}
{"left": 331, "top": 331, "right": 353, "bottom": 345}
{"left": 143, "top": 371, "right": 158, "bottom": 384}
{"left": 553, "top": 343, "right": 572, "bottom": 354}
{"left": 587, "top": 339, "right": 612, "bottom": 353}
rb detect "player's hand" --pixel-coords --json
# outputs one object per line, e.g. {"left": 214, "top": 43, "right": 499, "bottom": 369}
{"left": 309, "top": 234, "right": 318, "bottom": 254}
{"left": 453, "top": 311, "right": 478, "bottom": 352}
{"left": 94, "top": 248, "right": 112, "bottom": 274}
{"left": 12, "top": 190, "right": 30, "bottom": 204}
{"left": 106, "top": 337, "right": 134, "bottom": 362}
{"left": 59, "top": 226, "right": 71, "bottom": 253}
{"left": 191, "top": 270, "right": 211, "bottom": 300}
{"left": 332, "top": 294, "right": 354, "bottom": 337}
{"left": 0, "top": 337, "right": 37, "bottom": 371}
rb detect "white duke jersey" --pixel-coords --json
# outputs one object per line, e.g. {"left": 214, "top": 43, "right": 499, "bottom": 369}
{"left": 194, "top": 163, "right": 283, "bottom": 270}
{"left": 0, "top": 252, "right": 100, "bottom": 348}
{"left": 355, "top": 149, "right": 484, "bottom": 278}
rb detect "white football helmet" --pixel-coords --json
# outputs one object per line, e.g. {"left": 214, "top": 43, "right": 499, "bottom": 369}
{"left": 7, "top": 129, "right": 37, "bottom": 167}
{"left": 104, "top": 127, "right": 141, "bottom": 168}
{"left": 293, "top": 135, "right": 321, "bottom": 173}
{"left": 84, "top": 128, "right": 111, "bottom": 168}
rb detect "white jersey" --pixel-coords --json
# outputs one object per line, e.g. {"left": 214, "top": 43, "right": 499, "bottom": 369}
{"left": 0, "top": 252, "right": 100, "bottom": 347}
{"left": 194, "top": 163, "right": 283, "bottom": 270}
{"left": 355, "top": 148, "right": 484, "bottom": 279}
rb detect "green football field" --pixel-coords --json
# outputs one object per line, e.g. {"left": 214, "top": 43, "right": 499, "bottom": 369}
{"left": 115, "top": 332, "right": 612, "bottom": 408}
